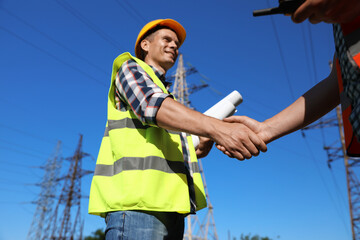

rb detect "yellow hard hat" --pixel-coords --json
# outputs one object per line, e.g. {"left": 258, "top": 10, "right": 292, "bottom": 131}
{"left": 135, "top": 19, "right": 186, "bottom": 59}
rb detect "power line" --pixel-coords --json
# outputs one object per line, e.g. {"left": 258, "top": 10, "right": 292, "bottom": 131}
{"left": 0, "top": 25, "right": 107, "bottom": 87}
{"left": 301, "top": 132, "right": 351, "bottom": 236}
{"left": 48, "top": 135, "right": 91, "bottom": 239}
{"left": 0, "top": 97, "right": 96, "bottom": 144}
{"left": 0, "top": 123, "right": 61, "bottom": 147}
{"left": 27, "top": 141, "right": 63, "bottom": 240}
{"left": 0, "top": 188, "right": 35, "bottom": 194}
{"left": 267, "top": 0, "right": 296, "bottom": 100}
{"left": 264, "top": 1, "right": 350, "bottom": 234}
{"left": 301, "top": 23, "right": 316, "bottom": 86}
{"left": 0, "top": 167, "right": 40, "bottom": 177}
{"left": 55, "top": 0, "right": 125, "bottom": 52}
{"left": 0, "top": 159, "right": 39, "bottom": 168}
{"left": 0, "top": 138, "right": 53, "bottom": 157}
{"left": 329, "top": 167, "right": 350, "bottom": 214}
{"left": 0, "top": 146, "right": 47, "bottom": 160}
{"left": 114, "top": 0, "right": 147, "bottom": 25}
{"left": 306, "top": 22, "right": 319, "bottom": 84}
{"left": 0, "top": 122, "right": 78, "bottom": 151}
{"left": 0, "top": 6, "right": 108, "bottom": 75}
{"left": 0, "top": 177, "right": 31, "bottom": 186}
{"left": 122, "top": 0, "right": 148, "bottom": 23}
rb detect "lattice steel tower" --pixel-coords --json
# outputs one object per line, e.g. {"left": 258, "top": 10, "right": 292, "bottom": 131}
{"left": 49, "top": 135, "right": 92, "bottom": 240}
{"left": 171, "top": 54, "right": 218, "bottom": 240}
{"left": 27, "top": 141, "right": 62, "bottom": 240}
{"left": 303, "top": 106, "right": 360, "bottom": 240}
{"left": 302, "top": 61, "right": 360, "bottom": 240}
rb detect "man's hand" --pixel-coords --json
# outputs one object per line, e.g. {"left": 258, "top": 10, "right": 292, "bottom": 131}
{"left": 215, "top": 116, "right": 271, "bottom": 159}
{"left": 224, "top": 116, "right": 272, "bottom": 143}
{"left": 156, "top": 97, "right": 267, "bottom": 161}
{"left": 212, "top": 120, "right": 267, "bottom": 160}
{"left": 195, "top": 136, "right": 214, "bottom": 159}
{"left": 292, "top": 0, "right": 360, "bottom": 24}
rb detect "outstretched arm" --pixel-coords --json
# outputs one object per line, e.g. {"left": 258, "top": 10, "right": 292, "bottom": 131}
{"left": 219, "top": 56, "right": 339, "bottom": 153}
{"left": 156, "top": 97, "right": 267, "bottom": 160}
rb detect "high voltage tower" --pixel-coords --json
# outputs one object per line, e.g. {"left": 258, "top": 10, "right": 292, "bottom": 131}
{"left": 170, "top": 54, "right": 218, "bottom": 240}
{"left": 303, "top": 106, "right": 360, "bottom": 240}
{"left": 27, "top": 141, "right": 63, "bottom": 240}
{"left": 170, "top": 54, "right": 208, "bottom": 107}
{"left": 302, "top": 60, "right": 360, "bottom": 240}
{"left": 27, "top": 135, "right": 93, "bottom": 240}
{"left": 49, "top": 134, "right": 92, "bottom": 239}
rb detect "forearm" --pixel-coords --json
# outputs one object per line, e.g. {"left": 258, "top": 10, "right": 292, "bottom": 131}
{"left": 264, "top": 69, "right": 340, "bottom": 142}
{"left": 156, "top": 97, "right": 220, "bottom": 139}
{"left": 157, "top": 97, "right": 268, "bottom": 160}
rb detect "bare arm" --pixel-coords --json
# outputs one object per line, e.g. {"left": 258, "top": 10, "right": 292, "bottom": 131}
{"left": 263, "top": 61, "right": 339, "bottom": 142}
{"left": 156, "top": 97, "right": 267, "bottom": 160}
{"left": 222, "top": 58, "right": 340, "bottom": 145}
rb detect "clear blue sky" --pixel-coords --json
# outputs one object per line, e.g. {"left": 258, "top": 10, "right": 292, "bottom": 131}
{"left": 0, "top": 0, "right": 351, "bottom": 239}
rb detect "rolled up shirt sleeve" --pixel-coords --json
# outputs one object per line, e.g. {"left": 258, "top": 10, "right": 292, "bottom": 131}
{"left": 115, "top": 59, "right": 171, "bottom": 126}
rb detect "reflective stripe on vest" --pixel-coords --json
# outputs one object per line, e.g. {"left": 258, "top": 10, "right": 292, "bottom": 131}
{"left": 88, "top": 52, "right": 207, "bottom": 216}
{"left": 104, "top": 118, "right": 149, "bottom": 136}
{"left": 94, "top": 157, "right": 200, "bottom": 176}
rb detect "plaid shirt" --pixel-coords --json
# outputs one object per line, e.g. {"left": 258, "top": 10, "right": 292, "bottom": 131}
{"left": 115, "top": 59, "right": 197, "bottom": 213}
{"left": 115, "top": 59, "right": 171, "bottom": 125}
{"left": 333, "top": 24, "right": 360, "bottom": 139}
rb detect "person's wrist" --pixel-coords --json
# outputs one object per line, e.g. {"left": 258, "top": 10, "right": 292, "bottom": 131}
{"left": 261, "top": 120, "right": 276, "bottom": 144}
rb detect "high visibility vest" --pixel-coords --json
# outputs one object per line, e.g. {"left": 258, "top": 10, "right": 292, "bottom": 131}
{"left": 88, "top": 52, "right": 207, "bottom": 216}
{"left": 335, "top": 16, "right": 360, "bottom": 157}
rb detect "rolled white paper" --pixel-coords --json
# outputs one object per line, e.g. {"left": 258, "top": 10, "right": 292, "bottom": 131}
{"left": 192, "top": 90, "right": 242, "bottom": 148}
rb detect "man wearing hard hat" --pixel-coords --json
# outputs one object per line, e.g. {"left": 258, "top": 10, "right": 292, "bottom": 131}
{"left": 88, "top": 19, "right": 267, "bottom": 239}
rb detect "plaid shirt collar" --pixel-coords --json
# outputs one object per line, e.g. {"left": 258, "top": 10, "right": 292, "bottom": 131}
{"left": 149, "top": 65, "right": 171, "bottom": 89}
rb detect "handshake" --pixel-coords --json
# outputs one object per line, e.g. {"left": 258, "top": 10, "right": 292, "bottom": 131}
{"left": 194, "top": 91, "right": 272, "bottom": 160}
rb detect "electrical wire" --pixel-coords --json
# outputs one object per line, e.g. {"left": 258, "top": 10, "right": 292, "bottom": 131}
{"left": 0, "top": 25, "right": 107, "bottom": 87}
{"left": 0, "top": 146, "right": 47, "bottom": 160}
{"left": 122, "top": 0, "right": 148, "bottom": 23}
{"left": 0, "top": 6, "right": 109, "bottom": 75}
{"left": 301, "top": 23, "right": 316, "bottom": 86}
{"left": 114, "top": 0, "right": 147, "bottom": 25}
{"left": 307, "top": 22, "right": 319, "bottom": 84}
{"left": 301, "top": 134, "right": 351, "bottom": 236}
{"left": 264, "top": 0, "right": 350, "bottom": 235}
{"left": 55, "top": 0, "right": 125, "bottom": 52}
{"left": 0, "top": 123, "right": 61, "bottom": 149}
{"left": 304, "top": 29, "right": 350, "bottom": 228}
{"left": 0, "top": 98, "right": 80, "bottom": 150}
{"left": 267, "top": 0, "right": 296, "bottom": 100}
{"left": 0, "top": 138, "right": 54, "bottom": 158}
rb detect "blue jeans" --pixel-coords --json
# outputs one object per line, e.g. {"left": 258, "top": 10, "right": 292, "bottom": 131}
{"left": 105, "top": 210, "right": 185, "bottom": 240}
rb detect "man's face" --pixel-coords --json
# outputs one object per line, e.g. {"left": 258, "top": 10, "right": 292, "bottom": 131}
{"left": 142, "top": 28, "right": 180, "bottom": 72}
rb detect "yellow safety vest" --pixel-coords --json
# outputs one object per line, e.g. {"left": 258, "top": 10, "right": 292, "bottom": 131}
{"left": 88, "top": 52, "right": 207, "bottom": 216}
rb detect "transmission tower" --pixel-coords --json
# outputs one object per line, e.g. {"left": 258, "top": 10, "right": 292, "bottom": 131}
{"left": 170, "top": 54, "right": 208, "bottom": 107}
{"left": 332, "top": 107, "right": 360, "bottom": 240}
{"left": 171, "top": 54, "right": 218, "bottom": 240}
{"left": 49, "top": 134, "right": 92, "bottom": 240}
{"left": 27, "top": 141, "right": 63, "bottom": 240}
{"left": 302, "top": 60, "right": 360, "bottom": 240}
{"left": 303, "top": 106, "right": 360, "bottom": 240}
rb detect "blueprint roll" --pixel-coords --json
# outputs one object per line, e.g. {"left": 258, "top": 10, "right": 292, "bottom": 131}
{"left": 192, "top": 90, "right": 243, "bottom": 148}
